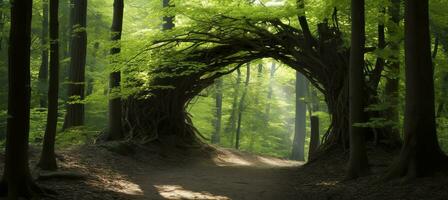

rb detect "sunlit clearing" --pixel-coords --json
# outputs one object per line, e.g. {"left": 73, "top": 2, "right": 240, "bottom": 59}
{"left": 213, "top": 149, "right": 253, "bottom": 166}
{"left": 155, "top": 185, "right": 230, "bottom": 200}
{"left": 89, "top": 178, "right": 143, "bottom": 196}
{"left": 256, "top": 156, "right": 303, "bottom": 167}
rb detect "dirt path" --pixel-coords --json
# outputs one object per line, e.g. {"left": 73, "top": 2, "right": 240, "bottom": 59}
{"left": 4, "top": 144, "right": 446, "bottom": 199}
{"left": 129, "top": 149, "right": 302, "bottom": 200}
{"left": 38, "top": 145, "right": 302, "bottom": 200}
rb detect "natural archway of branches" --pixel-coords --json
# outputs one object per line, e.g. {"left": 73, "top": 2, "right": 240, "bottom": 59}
{"left": 123, "top": 11, "right": 393, "bottom": 151}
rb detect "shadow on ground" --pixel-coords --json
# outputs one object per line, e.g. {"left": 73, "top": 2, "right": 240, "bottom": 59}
{"left": 2, "top": 143, "right": 448, "bottom": 200}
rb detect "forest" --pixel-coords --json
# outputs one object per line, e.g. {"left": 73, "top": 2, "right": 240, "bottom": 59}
{"left": 0, "top": 0, "right": 447, "bottom": 199}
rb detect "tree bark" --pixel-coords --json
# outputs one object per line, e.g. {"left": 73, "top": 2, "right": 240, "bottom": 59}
{"left": 86, "top": 42, "right": 99, "bottom": 96}
{"left": 291, "top": 71, "right": 307, "bottom": 161}
{"left": 387, "top": 0, "right": 448, "bottom": 179}
{"left": 227, "top": 69, "right": 241, "bottom": 146}
{"left": 107, "top": 0, "right": 124, "bottom": 140}
{"left": 211, "top": 78, "right": 223, "bottom": 144}
{"left": 38, "top": 0, "right": 60, "bottom": 171}
{"left": 347, "top": 0, "right": 369, "bottom": 179}
{"left": 265, "top": 61, "right": 276, "bottom": 122}
{"left": 235, "top": 64, "right": 250, "bottom": 149}
{"left": 63, "top": 0, "right": 87, "bottom": 129}
{"left": 38, "top": 0, "right": 49, "bottom": 108}
{"left": 308, "top": 116, "right": 320, "bottom": 160}
{"left": 0, "top": 0, "right": 42, "bottom": 197}
{"left": 383, "top": 0, "right": 402, "bottom": 146}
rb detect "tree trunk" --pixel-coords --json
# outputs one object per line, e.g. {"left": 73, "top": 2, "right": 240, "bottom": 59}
{"left": 347, "top": 0, "right": 369, "bottom": 179}
{"left": 308, "top": 116, "right": 320, "bottom": 160}
{"left": 383, "top": 0, "right": 402, "bottom": 146}
{"left": 38, "top": 0, "right": 49, "bottom": 108}
{"left": 38, "top": 0, "right": 60, "bottom": 171}
{"left": 265, "top": 61, "right": 276, "bottom": 121}
{"left": 291, "top": 71, "right": 307, "bottom": 161}
{"left": 0, "top": 0, "right": 43, "bottom": 197}
{"left": 387, "top": 0, "right": 448, "bottom": 179}
{"left": 235, "top": 64, "right": 250, "bottom": 149}
{"left": 211, "top": 78, "right": 223, "bottom": 144}
{"left": 63, "top": 0, "right": 87, "bottom": 129}
{"left": 107, "top": 0, "right": 124, "bottom": 140}
{"left": 227, "top": 69, "right": 241, "bottom": 146}
{"left": 86, "top": 42, "right": 99, "bottom": 96}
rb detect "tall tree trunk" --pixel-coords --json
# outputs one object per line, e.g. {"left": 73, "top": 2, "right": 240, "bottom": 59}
{"left": 0, "top": 0, "right": 42, "bottom": 197}
{"left": 291, "top": 71, "right": 307, "bottom": 161}
{"left": 63, "top": 0, "right": 87, "bottom": 129}
{"left": 265, "top": 61, "right": 276, "bottom": 121}
{"left": 383, "top": 0, "right": 402, "bottom": 146}
{"left": 235, "top": 64, "right": 250, "bottom": 149}
{"left": 86, "top": 42, "right": 99, "bottom": 96}
{"left": 38, "top": 0, "right": 49, "bottom": 108}
{"left": 347, "top": 0, "right": 369, "bottom": 179}
{"left": 387, "top": 0, "right": 448, "bottom": 179}
{"left": 435, "top": 37, "right": 448, "bottom": 118}
{"left": 38, "top": 0, "right": 59, "bottom": 171}
{"left": 59, "top": 0, "right": 73, "bottom": 101}
{"left": 227, "top": 69, "right": 241, "bottom": 146}
{"left": 308, "top": 116, "right": 320, "bottom": 160}
{"left": 107, "top": 0, "right": 124, "bottom": 140}
{"left": 211, "top": 78, "right": 223, "bottom": 144}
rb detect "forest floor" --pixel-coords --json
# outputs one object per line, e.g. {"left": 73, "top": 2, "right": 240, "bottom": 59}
{"left": 1, "top": 143, "right": 448, "bottom": 200}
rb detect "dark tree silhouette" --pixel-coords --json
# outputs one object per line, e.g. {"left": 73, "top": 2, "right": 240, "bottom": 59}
{"left": 383, "top": 0, "right": 402, "bottom": 146}
{"left": 38, "top": 0, "right": 60, "bottom": 171}
{"left": 235, "top": 64, "right": 250, "bottom": 149}
{"left": 211, "top": 78, "right": 223, "bottom": 144}
{"left": 107, "top": 0, "right": 125, "bottom": 140}
{"left": 0, "top": 0, "right": 44, "bottom": 197}
{"left": 38, "top": 0, "right": 49, "bottom": 108}
{"left": 387, "top": 0, "right": 448, "bottom": 178}
{"left": 63, "top": 0, "right": 87, "bottom": 129}
{"left": 347, "top": 0, "right": 369, "bottom": 179}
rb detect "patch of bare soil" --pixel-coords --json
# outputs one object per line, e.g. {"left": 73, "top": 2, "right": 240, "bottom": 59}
{"left": 1, "top": 144, "right": 448, "bottom": 200}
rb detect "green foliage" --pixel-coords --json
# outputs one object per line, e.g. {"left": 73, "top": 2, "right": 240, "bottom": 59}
{"left": 0, "top": 0, "right": 447, "bottom": 158}
{"left": 188, "top": 61, "right": 329, "bottom": 158}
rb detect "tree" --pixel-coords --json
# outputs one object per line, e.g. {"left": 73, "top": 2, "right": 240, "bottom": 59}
{"left": 291, "top": 72, "right": 307, "bottom": 161}
{"left": 227, "top": 69, "right": 242, "bottom": 146}
{"left": 63, "top": 0, "right": 88, "bottom": 129}
{"left": 387, "top": 0, "right": 448, "bottom": 178}
{"left": 107, "top": 0, "right": 125, "bottom": 140}
{"left": 38, "top": 0, "right": 49, "bottom": 108}
{"left": 38, "top": 0, "right": 60, "bottom": 171}
{"left": 0, "top": 0, "right": 43, "bottom": 197}
{"left": 211, "top": 78, "right": 223, "bottom": 144}
{"left": 347, "top": 0, "right": 369, "bottom": 179}
{"left": 308, "top": 116, "right": 320, "bottom": 160}
{"left": 264, "top": 61, "right": 276, "bottom": 121}
{"left": 383, "top": 0, "right": 402, "bottom": 146}
{"left": 235, "top": 64, "right": 250, "bottom": 149}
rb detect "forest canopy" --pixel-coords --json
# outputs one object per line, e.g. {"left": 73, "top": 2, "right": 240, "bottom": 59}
{"left": 0, "top": 0, "right": 447, "bottom": 199}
